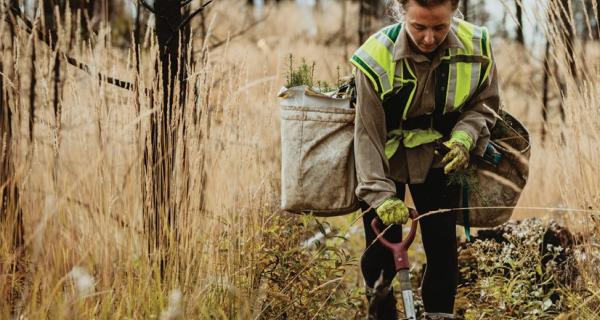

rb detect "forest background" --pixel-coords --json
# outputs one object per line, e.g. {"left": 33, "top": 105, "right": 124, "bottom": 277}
{"left": 0, "top": 0, "right": 599, "bottom": 318}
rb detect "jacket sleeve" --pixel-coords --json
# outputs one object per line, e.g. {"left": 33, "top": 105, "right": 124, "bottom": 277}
{"left": 354, "top": 69, "right": 397, "bottom": 208}
{"left": 452, "top": 49, "right": 501, "bottom": 156}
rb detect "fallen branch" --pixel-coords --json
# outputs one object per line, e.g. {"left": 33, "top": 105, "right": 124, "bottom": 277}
{"left": 64, "top": 56, "right": 136, "bottom": 91}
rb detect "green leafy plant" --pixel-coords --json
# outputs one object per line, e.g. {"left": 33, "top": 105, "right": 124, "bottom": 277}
{"left": 456, "top": 219, "right": 577, "bottom": 319}
{"left": 284, "top": 55, "right": 342, "bottom": 93}
{"left": 255, "top": 214, "right": 365, "bottom": 319}
{"left": 285, "top": 54, "right": 316, "bottom": 88}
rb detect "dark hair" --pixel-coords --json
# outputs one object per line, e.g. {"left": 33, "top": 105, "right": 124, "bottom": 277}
{"left": 399, "top": 0, "right": 460, "bottom": 11}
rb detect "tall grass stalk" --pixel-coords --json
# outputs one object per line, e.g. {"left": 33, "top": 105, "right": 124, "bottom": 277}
{"left": 508, "top": 0, "right": 600, "bottom": 316}
{"left": 0, "top": 1, "right": 279, "bottom": 317}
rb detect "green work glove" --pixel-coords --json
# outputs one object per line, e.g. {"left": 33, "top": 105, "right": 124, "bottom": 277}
{"left": 376, "top": 197, "right": 409, "bottom": 225}
{"left": 442, "top": 131, "right": 473, "bottom": 174}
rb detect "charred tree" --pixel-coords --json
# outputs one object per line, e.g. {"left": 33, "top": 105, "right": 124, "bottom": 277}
{"left": 359, "top": 0, "right": 381, "bottom": 44}
{"left": 1, "top": 3, "right": 25, "bottom": 310}
{"left": 41, "top": 0, "right": 66, "bottom": 184}
{"left": 140, "top": 0, "right": 211, "bottom": 279}
{"left": 29, "top": 39, "right": 36, "bottom": 143}
{"left": 462, "top": 0, "right": 469, "bottom": 21}
{"left": 146, "top": 0, "right": 185, "bottom": 277}
{"left": 0, "top": 51, "right": 25, "bottom": 315}
{"left": 515, "top": 0, "right": 524, "bottom": 45}
{"left": 542, "top": 39, "right": 550, "bottom": 142}
{"left": 134, "top": 0, "right": 142, "bottom": 107}
{"left": 597, "top": 0, "right": 600, "bottom": 40}
{"left": 541, "top": 0, "right": 573, "bottom": 141}
{"left": 81, "top": 0, "right": 95, "bottom": 39}
{"left": 556, "top": 0, "right": 577, "bottom": 79}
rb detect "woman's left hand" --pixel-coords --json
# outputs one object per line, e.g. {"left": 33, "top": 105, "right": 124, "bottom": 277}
{"left": 442, "top": 141, "right": 469, "bottom": 174}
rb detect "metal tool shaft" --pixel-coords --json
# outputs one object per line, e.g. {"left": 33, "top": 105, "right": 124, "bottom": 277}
{"left": 369, "top": 209, "right": 419, "bottom": 320}
{"left": 399, "top": 270, "right": 416, "bottom": 320}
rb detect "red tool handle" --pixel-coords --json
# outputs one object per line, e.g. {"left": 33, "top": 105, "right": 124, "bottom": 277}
{"left": 370, "top": 208, "right": 419, "bottom": 271}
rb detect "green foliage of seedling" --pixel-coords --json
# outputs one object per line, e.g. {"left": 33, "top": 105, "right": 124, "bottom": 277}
{"left": 285, "top": 54, "right": 315, "bottom": 88}
{"left": 285, "top": 55, "right": 344, "bottom": 93}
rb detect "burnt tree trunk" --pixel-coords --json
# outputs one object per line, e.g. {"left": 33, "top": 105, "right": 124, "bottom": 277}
{"left": 515, "top": 0, "right": 524, "bottom": 45}
{"left": 81, "top": 0, "right": 95, "bottom": 39}
{"left": 96, "top": 0, "right": 112, "bottom": 26}
{"left": 42, "top": 0, "right": 64, "bottom": 46}
{"left": 143, "top": 0, "right": 191, "bottom": 278}
{"left": 561, "top": 0, "right": 577, "bottom": 80}
{"left": 1, "top": 7, "right": 25, "bottom": 309}
{"left": 0, "top": 39, "right": 24, "bottom": 254}
{"left": 542, "top": 39, "right": 550, "bottom": 142}
{"left": 41, "top": 1, "right": 65, "bottom": 185}
{"left": 462, "top": 0, "right": 469, "bottom": 21}
{"left": 597, "top": 0, "right": 600, "bottom": 40}
{"left": 541, "top": 0, "right": 574, "bottom": 141}
{"left": 28, "top": 39, "right": 36, "bottom": 144}
{"left": 359, "top": 0, "right": 380, "bottom": 44}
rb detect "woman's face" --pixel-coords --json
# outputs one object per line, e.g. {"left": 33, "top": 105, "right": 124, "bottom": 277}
{"left": 404, "top": 0, "right": 454, "bottom": 53}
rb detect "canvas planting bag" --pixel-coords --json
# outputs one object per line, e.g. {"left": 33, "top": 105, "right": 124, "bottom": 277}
{"left": 458, "top": 110, "right": 531, "bottom": 227}
{"left": 278, "top": 86, "right": 359, "bottom": 216}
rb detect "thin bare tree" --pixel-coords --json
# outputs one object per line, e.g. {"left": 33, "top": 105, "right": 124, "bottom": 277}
{"left": 541, "top": 39, "right": 551, "bottom": 141}
{"left": 541, "top": 0, "right": 576, "bottom": 141}
{"left": 515, "top": 0, "right": 524, "bottom": 45}
{"left": 359, "top": 0, "right": 381, "bottom": 44}
{"left": 139, "top": 0, "right": 212, "bottom": 279}
{"left": 1, "top": 0, "right": 25, "bottom": 310}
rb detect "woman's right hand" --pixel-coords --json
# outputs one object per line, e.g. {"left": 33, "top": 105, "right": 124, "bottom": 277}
{"left": 376, "top": 197, "right": 409, "bottom": 225}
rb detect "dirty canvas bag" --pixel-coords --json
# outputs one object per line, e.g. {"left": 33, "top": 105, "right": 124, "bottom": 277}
{"left": 458, "top": 110, "right": 531, "bottom": 228}
{"left": 279, "top": 86, "right": 359, "bottom": 216}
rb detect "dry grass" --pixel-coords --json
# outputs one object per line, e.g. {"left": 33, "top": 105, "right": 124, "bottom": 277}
{"left": 0, "top": 0, "right": 599, "bottom": 318}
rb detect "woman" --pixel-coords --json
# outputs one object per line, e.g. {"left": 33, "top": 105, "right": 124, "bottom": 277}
{"left": 350, "top": 0, "right": 500, "bottom": 318}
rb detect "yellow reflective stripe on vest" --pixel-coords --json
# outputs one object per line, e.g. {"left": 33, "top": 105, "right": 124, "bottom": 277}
{"left": 350, "top": 30, "right": 396, "bottom": 98}
{"left": 384, "top": 128, "right": 444, "bottom": 159}
{"left": 402, "top": 128, "right": 443, "bottom": 149}
{"left": 374, "top": 31, "right": 395, "bottom": 52}
{"left": 365, "top": 38, "right": 393, "bottom": 96}
{"left": 400, "top": 60, "right": 417, "bottom": 120}
{"left": 451, "top": 61, "right": 480, "bottom": 109}
{"left": 452, "top": 18, "right": 485, "bottom": 56}
{"left": 445, "top": 19, "right": 489, "bottom": 111}
{"left": 353, "top": 19, "right": 493, "bottom": 153}
{"left": 481, "top": 28, "right": 493, "bottom": 85}
{"left": 446, "top": 59, "right": 458, "bottom": 110}
{"left": 353, "top": 48, "right": 384, "bottom": 92}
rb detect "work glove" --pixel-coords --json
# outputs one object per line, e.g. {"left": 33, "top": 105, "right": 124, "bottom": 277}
{"left": 375, "top": 197, "right": 409, "bottom": 225}
{"left": 442, "top": 131, "right": 473, "bottom": 174}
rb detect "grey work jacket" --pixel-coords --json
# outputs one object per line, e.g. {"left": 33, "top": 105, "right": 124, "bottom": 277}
{"left": 354, "top": 25, "right": 501, "bottom": 208}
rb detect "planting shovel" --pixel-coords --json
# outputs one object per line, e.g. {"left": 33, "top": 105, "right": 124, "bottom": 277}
{"left": 369, "top": 208, "right": 419, "bottom": 320}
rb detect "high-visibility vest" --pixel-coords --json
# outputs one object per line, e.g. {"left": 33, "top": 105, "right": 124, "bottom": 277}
{"left": 350, "top": 18, "right": 493, "bottom": 152}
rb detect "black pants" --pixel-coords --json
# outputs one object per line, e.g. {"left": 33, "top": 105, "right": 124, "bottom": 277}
{"left": 361, "top": 168, "right": 460, "bottom": 319}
